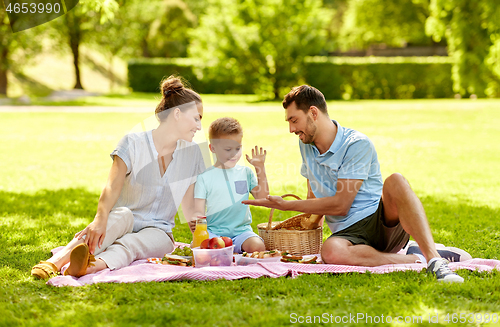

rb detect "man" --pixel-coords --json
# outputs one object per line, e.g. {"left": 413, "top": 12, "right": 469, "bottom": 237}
{"left": 243, "top": 85, "right": 471, "bottom": 283}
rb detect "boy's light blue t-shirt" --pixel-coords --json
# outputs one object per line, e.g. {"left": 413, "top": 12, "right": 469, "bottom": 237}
{"left": 194, "top": 165, "right": 258, "bottom": 238}
{"left": 300, "top": 120, "right": 383, "bottom": 234}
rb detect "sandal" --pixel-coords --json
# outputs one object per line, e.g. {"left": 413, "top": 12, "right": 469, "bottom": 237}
{"left": 64, "top": 243, "right": 96, "bottom": 277}
{"left": 31, "top": 261, "right": 59, "bottom": 279}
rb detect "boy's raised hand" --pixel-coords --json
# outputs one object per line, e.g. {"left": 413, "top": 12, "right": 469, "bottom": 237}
{"left": 246, "top": 146, "right": 267, "bottom": 167}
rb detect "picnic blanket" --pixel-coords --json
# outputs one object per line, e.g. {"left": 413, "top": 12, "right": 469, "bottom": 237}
{"left": 46, "top": 243, "right": 500, "bottom": 287}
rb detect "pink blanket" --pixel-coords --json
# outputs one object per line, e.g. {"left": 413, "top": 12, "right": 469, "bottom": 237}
{"left": 47, "top": 244, "right": 500, "bottom": 287}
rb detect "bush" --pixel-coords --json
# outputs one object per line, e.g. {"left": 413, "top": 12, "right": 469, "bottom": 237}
{"left": 128, "top": 56, "right": 456, "bottom": 99}
{"left": 127, "top": 58, "right": 200, "bottom": 93}
{"left": 127, "top": 58, "right": 252, "bottom": 94}
{"left": 304, "top": 56, "right": 455, "bottom": 100}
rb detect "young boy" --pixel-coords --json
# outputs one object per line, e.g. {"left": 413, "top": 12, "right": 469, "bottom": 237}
{"left": 192, "top": 117, "right": 268, "bottom": 253}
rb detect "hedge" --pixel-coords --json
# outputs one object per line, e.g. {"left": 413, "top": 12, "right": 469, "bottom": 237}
{"left": 128, "top": 56, "right": 456, "bottom": 99}
{"left": 127, "top": 58, "right": 249, "bottom": 94}
{"left": 127, "top": 58, "right": 200, "bottom": 93}
{"left": 304, "top": 56, "right": 455, "bottom": 99}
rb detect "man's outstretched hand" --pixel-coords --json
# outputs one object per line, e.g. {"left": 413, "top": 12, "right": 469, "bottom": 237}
{"left": 242, "top": 195, "right": 290, "bottom": 210}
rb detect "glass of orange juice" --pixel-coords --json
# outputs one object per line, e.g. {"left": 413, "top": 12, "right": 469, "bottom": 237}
{"left": 192, "top": 216, "right": 209, "bottom": 248}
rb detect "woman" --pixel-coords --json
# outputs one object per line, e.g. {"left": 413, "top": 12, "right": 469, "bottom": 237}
{"left": 31, "top": 76, "right": 205, "bottom": 279}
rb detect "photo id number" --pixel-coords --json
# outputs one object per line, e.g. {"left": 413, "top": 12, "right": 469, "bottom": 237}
{"left": 6, "top": 2, "right": 61, "bottom": 14}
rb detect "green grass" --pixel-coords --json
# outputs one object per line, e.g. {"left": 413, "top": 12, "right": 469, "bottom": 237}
{"left": 5, "top": 92, "right": 266, "bottom": 107}
{"left": 1, "top": 98, "right": 500, "bottom": 326}
{"left": 30, "top": 92, "right": 164, "bottom": 107}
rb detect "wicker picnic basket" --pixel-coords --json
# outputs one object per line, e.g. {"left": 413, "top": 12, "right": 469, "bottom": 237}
{"left": 257, "top": 194, "right": 322, "bottom": 256}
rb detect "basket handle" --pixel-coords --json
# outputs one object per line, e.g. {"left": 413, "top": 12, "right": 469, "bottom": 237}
{"left": 266, "top": 193, "right": 302, "bottom": 230}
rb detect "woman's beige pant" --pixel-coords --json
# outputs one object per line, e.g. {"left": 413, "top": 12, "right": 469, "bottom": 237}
{"left": 93, "top": 207, "right": 174, "bottom": 270}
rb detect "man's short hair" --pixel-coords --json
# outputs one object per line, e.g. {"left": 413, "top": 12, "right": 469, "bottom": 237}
{"left": 208, "top": 117, "right": 243, "bottom": 140}
{"left": 282, "top": 85, "right": 328, "bottom": 114}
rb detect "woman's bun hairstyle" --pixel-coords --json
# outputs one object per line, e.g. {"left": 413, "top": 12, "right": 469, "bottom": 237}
{"left": 155, "top": 75, "right": 202, "bottom": 120}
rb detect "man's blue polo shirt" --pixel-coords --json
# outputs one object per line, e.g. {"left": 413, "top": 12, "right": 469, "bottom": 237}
{"left": 299, "top": 120, "right": 383, "bottom": 234}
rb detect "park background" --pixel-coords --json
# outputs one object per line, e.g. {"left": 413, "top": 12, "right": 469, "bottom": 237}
{"left": 1, "top": 0, "right": 500, "bottom": 326}
{"left": 1, "top": 0, "right": 500, "bottom": 101}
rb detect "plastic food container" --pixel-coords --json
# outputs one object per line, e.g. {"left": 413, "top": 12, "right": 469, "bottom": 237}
{"left": 234, "top": 254, "right": 282, "bottom": 266}
{"left": 192, "top": 246, "right": 234, "bottom": 268}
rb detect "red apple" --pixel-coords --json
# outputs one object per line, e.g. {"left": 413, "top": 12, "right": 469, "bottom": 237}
{"left": 221, "top": 236, "right": 233, "bottom": 247}
{"left": 208, "top": 237, "right": 225, "bottom": 249}
{"left": 210, "top": 256, "right": 221, "bottom": 266}
{"left": 219, "top": 254, "right": 232, "bottom": 266}
{"left": 195, "top": 252, "right": 211, "bottom": 265}
{"left": 200, "top": 239, "right": 210, "bottom": 249}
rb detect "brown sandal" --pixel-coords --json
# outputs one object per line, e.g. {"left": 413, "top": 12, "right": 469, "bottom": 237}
{"left": 31, "top": 261, "right": 59, "bottom": 279}
{"left": 64, "top": 243, "right": 96, "bottom": 277}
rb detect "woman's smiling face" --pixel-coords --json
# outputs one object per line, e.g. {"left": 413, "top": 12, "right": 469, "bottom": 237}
{"left": 178, "top": 102, "right": 203, "bottom": 142}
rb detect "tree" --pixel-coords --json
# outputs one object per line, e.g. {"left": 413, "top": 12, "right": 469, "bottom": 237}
{"left": 95, "top": 0, "right": 196, "bottom": 58}
{"left": 146, "top": 0, "right": 197, "bottom": 58}
{"left": 323, "top": 0, "right": 349, "bottom": 53}
{"left": 0, "top": 8, "right": 44, "bottom": 96}
{"left": 189, "top": 0, "right": 332, "bottom": 99}
{"left": 426, "top": 0, "right": 500, "bottom": 96}
{"left": 183, "top": 0, "right": 209, "bottom": 16}
{"left": 92, "top": 0, "right": 198, "bottom": 91}
{"left": 340, "top": 0, "right": 432, "bottom": 50}
{"left": 91, "top": 0, "right": 161, "bottom": 91}
{"left": 47, "top": 0, "right": 118, "bottom": 90}
{"left": 0, "top": 8, "right": 12, "bottom": 95}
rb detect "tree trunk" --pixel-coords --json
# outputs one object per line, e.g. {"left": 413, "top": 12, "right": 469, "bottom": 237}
{"left": 66, "top": 11, "right": 83, "bottom": 89}
{"left": 141, "top": 37, "right": 151, "bottom": 58}
{"left": 71, "top": 39, "right": 83, "bottom": 89}
{"left": 109, "top": 55, "right": 114, "bottom": 92}
{"left": 0, "top": 48, "right": 7, "bottom": 96}
{"left": 274, "top": 84, "right": 280, "bottom": 100}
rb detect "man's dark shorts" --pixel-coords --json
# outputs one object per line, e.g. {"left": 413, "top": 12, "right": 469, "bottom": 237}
{"left": 328, "top": 199, "right": 410, "bottom": 253}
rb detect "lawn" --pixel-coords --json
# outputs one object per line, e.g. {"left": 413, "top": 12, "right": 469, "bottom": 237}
{"left": 1, "top": 97, "right": 500, "bottom": 326}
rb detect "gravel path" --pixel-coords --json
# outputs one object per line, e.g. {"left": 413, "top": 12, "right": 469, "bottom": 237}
{"left": 0, "top": 105, "right": 278, "bottom": 113}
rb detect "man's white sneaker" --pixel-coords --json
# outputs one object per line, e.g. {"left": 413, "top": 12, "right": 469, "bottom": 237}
{"left": 427, "top": 258, "right": 464, "bottom": 283}
{"left": 407, "top": 244, "right": 472, "bottom": 262}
